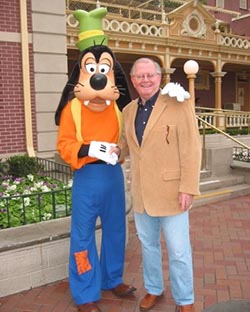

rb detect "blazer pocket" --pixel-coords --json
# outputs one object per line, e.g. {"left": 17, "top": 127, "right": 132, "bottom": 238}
{"left": 163, "top": 170, "right": 181, "bottom": 181}
{"left": 165, "top": 124, "right": 176, "bottom": 144}
{"left": 154, "top": 124, "right": 177, "bottom": 144}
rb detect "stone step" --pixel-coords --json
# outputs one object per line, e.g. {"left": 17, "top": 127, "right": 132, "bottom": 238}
{"left": 199, "top": 174, "right": 245, "bottom": 192}
{"left": 200, "top": 169, "right": 212, "bottom": 179}
{"left": 193, "top": 183, "right": 250, "bottom": 207}
{"left": 203, "top": 134, "right": 250, "bottom": 148}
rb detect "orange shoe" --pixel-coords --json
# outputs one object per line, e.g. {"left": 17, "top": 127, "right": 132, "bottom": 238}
{"left": 139, "top": 293, "right": 164, "bottom": 311}
{"left": 111, "top": 283, "right": 136, "bottom": 297}
{"left": 77, "top": 302, "right": 102, "bottom": 312}
{"left": 175, "top": 304, "right": 195, "bottom": 312}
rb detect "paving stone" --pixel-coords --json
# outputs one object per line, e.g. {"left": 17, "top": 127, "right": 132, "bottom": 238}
{"left": 203, "top": 300, "right": 250, "bottom": 312}
{"left": 0, "top": 195, "right": 250, "bottom": 312}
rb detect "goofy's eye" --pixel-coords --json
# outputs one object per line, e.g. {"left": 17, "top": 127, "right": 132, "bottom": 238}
{"left": 85, "top": 63, "right": 97, "bottom": 74}
{"left": 98, "top": 64, "right": 110, "bottom": 74}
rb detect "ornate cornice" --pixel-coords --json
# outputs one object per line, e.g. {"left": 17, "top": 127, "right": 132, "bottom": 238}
{"left": 66, "top": 4, "right": 250, "bottom": 67}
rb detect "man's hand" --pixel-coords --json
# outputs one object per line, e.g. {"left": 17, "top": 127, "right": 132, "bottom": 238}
{"left": 88, "top": 141, "right": 118, "bottom": 165}
{"left": 179, "top": 192, "right": 193, "bottom": 211}
{"left": 109, "top": 145, "right": 121, "bottom": 157}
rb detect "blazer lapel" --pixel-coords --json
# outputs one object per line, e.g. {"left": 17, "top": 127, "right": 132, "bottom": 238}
{"left": 127, "top": 99, "right": 140, "bottom": 147}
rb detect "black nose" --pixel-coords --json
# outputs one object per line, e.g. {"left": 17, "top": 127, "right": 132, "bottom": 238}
{"left": 90, "top": 74, "right": 107, "bottom": 90}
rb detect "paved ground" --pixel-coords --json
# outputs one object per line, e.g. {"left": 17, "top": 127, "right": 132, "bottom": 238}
{"left": 0, "top": 195, "right": 250, "bottom": 312}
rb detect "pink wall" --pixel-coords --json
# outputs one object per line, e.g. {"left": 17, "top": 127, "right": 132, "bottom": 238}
{"left": 0, "top": 0, "right": 36, "bottom": 155}
{"left": 207, "top": 0, "right": 250, "bottom": 36}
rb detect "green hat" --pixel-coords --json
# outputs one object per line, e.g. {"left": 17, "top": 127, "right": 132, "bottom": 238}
{"left": 73, "top": 7, "right": 108, "bottom": 51}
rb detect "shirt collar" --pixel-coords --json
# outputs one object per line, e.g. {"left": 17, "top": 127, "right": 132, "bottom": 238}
{"left": 137, "top": 90, "right": 160, "bottom": 107}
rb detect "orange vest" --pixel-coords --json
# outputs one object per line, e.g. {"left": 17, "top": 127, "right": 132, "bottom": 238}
{"left": 57, "top": 98, "right": 122, "bottom": 170}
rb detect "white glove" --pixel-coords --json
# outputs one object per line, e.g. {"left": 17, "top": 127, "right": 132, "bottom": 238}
{"left": 161, "top": 82, "right": 190, "bottom": 102}
{"left": 88, "top": 141, "right": 118, "bottom": 165}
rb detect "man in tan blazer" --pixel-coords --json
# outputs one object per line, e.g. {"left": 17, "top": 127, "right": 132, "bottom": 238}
{"left": 118, "top": 58, "right": 201, "bottom": 312}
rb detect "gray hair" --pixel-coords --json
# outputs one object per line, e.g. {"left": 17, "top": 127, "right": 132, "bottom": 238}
{"left": 130, "top": 58, "right": 162, "bottom": 76}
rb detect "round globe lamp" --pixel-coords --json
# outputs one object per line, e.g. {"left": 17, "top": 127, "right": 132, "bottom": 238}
{"left": 183, "top": 60, "right": 199, "bottom": 104}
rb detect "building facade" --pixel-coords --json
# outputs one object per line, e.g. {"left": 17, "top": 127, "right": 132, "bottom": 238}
{"left": 0, "top": 0, "right": 250, "bottom": 159}
{"left": 207, "top": 0, "right": 250, "bottom": 36}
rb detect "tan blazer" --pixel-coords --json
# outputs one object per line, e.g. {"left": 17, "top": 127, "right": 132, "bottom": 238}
{"left": 120, "top": 93, "right": 201, "bottom": 216}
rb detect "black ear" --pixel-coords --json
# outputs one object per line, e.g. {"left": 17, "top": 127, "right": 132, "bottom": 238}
{"left": 55, "top": 62, "right": 80, "bottom": 125}
{"left": 114, "top": 61, "right": 131, "bottom": 111}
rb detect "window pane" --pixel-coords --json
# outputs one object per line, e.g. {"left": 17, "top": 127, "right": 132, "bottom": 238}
{"left": 216, "top": 0, "right": 224, "bottom": 8}
{"left": 240, "top": 0, "right": 247, "bottom": 9}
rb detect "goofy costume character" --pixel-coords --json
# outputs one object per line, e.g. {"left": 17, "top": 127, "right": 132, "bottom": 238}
{"left": 55, "top": 8, "right": 136, "bottom": 312}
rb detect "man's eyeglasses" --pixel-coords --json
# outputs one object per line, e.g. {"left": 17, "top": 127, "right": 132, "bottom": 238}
{"left": 133, "top": 73, "right": 160, "bottom": 81}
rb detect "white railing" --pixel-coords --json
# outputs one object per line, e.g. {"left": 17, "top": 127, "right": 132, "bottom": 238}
{"left": 226, "top": 112, "right": 250, "bottom": 128}
{"left": 103, "top": 19, "right": 163, "bottom": 37}
{"left": 196, "top": 107, "right": 250, "bottom": 131}
{"left": 196, "top": 112, "right": 216, "bottom": 129}
{"left": 218, "top": 33, "right": 250, "bottom": 50}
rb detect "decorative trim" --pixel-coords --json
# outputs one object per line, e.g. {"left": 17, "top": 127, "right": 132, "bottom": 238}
{"left": 181, "top": 10, "right": 207, "bottom": 39}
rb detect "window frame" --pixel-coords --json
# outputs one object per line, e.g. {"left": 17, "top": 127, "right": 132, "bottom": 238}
{"left": 216, "top": 0, "right": 224, "bottom": 8}
{"left": 240, "top": 0, "right": 247, "bottom": 9}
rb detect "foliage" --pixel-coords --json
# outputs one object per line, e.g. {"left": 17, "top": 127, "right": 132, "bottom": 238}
{"left": 199, "top": 127, "right": 250, "bottom": 136}
{"left": 5, "top": 154, "right": 42, "bottom": 178}
{"left": 226, "top": 128, "right": 250, "bottom": 136}
{"left": 0, "top": 174, "right": 72, "bottom": 229}
{"left": 163, "top": 0, "right": 207, "bottom": 10}
{"left": 164, "top": 0, "right": 181, "bottom": 9}
{"left": 199, "top": 128, "right": 217, "bottom": 135}
{"left": 0, "top": 159, "right": 9, "bottom": 179}
{"left": 233, "top": 147, "right": 250, "bottom": 163}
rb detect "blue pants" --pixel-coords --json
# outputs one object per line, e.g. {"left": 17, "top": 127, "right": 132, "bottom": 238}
{"left": 134, "top": 210, "right": 194, "bottom": 306}
{"left": 69, "top": 163, "right": 126, "bottom": 305}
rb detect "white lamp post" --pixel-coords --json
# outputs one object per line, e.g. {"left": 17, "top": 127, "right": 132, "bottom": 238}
{"left": 183, "top": 60, "right": 199, "bottom": 105}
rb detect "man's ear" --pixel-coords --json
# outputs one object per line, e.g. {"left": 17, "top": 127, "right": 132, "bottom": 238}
{"left": 114, "top": 61, "right": 131, "bottom": 111}
{"left": 55, "top": 63, "right": 80, "bottom": 125}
